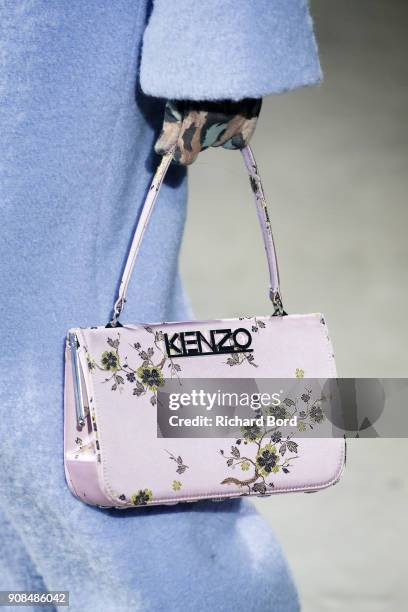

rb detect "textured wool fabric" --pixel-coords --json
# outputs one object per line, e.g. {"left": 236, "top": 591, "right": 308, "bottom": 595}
{"left": 141, "top": 0, "right": 322, "bottom": 100}
{"left": 0, "top": 0, "right": 320, "bottom": 610}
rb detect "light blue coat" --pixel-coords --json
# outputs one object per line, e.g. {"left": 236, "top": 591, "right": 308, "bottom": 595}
{"left": 0, "top": 1, "right": 320, "bottom": 610}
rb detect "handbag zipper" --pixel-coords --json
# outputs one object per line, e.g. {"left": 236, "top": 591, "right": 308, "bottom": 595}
{"left": 68, "top": 332, "right": 86, "bottom": 429}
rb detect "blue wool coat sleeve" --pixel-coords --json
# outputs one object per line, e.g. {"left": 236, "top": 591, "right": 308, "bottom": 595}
{"left": 140, "top": 0, "right": 322, "bottom": 100}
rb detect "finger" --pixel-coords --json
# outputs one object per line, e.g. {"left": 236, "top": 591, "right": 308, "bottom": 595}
{"left": 219, "top": 98, "right": 262, "bottom": 149}
{"left": 175, "top": 111, "right": 208, "bottom": 165}
{"left": 211, "top": 115, "right": 247, "bottom": 147}
{"left": 154, "top": 101, "right": 183, "bottom": 156}
{"left": 221, "top": 114, "right": 259, "bottom": 149}
{"left": 202, "top": 99, "right": 262, "bottom": 149}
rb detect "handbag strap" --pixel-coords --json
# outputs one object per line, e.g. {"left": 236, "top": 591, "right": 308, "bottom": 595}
{"left": 109, "top": 145, "right": 285, "bottom": 326}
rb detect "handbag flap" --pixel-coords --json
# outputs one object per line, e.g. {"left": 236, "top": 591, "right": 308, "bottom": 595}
{"left": 71, "top": 313, "right": 344, "bottom": 506}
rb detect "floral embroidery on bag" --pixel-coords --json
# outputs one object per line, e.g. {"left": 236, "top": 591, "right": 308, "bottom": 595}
{"left": 86, "top": 327, "right": 182, "bottom": 406}
{"left": 172, "top": 480, "right": 182, "bottom": 491}
{"left": 116, "top": 489, "right": 153, "bottom": 506}
{"left": 225, "top": 316, "right": 267, "bottom": 368}
{"left": 219, "top": 390, "right": 326, "bottom": 495}
{"left": 131, "top": 489, "right": 153, "bottom": 506}
{"left": 73, "top": 436, "right": 95, "bottom": 460}
{"left": 86, "top": 351, "right": 96, "bottom": 371}
{"left": 165, "top": 450, "right": 189, "bottom": 474}
{"left": 249, "top": 317, "right": 266, "bottom": 333}
{"left": 165, "top": 451, "right": 188, "bottom": 493}
{"left": 225, "top": 352, "right": 257, "bottom": 368}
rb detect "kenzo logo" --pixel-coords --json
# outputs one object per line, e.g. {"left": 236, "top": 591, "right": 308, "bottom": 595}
{"left": 164, "top": 328, "right": 253, "bottom": 358}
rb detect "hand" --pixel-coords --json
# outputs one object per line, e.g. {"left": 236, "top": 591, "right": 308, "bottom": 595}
{"left": 155, "top": 98, "right": 262, "bottom": 165}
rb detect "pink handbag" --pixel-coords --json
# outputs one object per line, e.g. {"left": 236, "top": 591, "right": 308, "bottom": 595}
{"left": 64, "top": 146, "right": 345, "bottom": 508}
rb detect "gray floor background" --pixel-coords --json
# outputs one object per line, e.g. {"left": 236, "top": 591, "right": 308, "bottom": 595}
{"left": 180, "top": 2, "right": 408, "bottom": 610}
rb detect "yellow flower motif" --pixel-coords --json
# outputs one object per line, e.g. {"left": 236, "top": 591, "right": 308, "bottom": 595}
{"left": 131, "top": 488, "right": 153, "bottom": 506}
{"left": 101, "top": 350, "right": 119, "bottom": 372}
{"left": 172, "top": 480, "right": 182, "bottom": 491}
{"left": 136, "top": 365, "right": 164, "bottom": 391}
{"left": 240, "top": 461, "right": 250, "bottom": 472}
{"left": 272, "top": 465, "right": 280, "bottom": 473}
{"left": 295, "top": 368, "right": 305, "bottom": 378}
{"left": 256, "top": 443, "right": 279, "bottom": 478}
{"left": 86, "top": 352, "right": 96, "bottom": 371}
{"left": 298, "top": 421, "right": 307, "bottom": 432}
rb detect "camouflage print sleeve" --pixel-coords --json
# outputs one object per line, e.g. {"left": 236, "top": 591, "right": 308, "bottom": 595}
{"left": 155, "top": 98, "right": 262, "bottom": 166}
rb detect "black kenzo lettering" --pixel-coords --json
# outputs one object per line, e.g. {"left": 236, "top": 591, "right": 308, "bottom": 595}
{"left": 163, "top": 328, "right": 253, "bottom": 358}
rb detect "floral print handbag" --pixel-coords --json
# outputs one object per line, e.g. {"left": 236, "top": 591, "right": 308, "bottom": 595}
{"left": 64, "top": 146, "right": 345, "bottom": 508}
